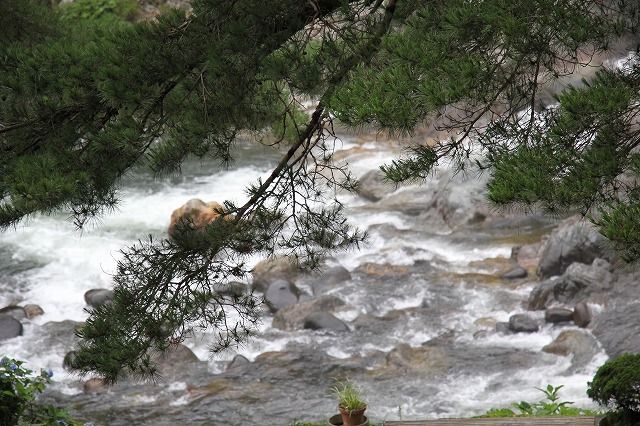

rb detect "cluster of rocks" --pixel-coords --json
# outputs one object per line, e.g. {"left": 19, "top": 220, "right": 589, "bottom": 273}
{"left": 0, "top": 303, "right": 44, "bottom": 341}
{"left": 251, "top": 257, "right": 352, "bottom": 333}
{"left": 484, "top": 215, "right": 628, "bottom": 367}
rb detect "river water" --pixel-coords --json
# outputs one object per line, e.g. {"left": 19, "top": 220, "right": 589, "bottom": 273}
{"left": 0, "top": 135, "right": 607, "bottom": 425}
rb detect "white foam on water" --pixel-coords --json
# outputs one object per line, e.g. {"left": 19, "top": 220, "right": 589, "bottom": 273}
{"left": 326, "top": 346, "right": 352, "bottom": 359}
{"left": 169, "top": 395, "right": 190, "bottom": 407}
{"left": 167, "top": 381, "right": 187, "bottom": 391}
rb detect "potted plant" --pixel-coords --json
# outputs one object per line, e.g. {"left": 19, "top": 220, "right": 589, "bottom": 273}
{"left": 330, "top": 380, "right": 368, "bottom": 426}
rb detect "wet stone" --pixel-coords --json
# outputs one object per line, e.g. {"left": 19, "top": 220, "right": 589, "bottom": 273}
{"left": 303, "top": 312, "right": 349, "bottom": 332}
{"left": 502, "top": 266, "right": 528, "bottom": 280}
{"left": 508, "top": 314, "right": 539, "bottom": 333}
{"left": 0, "top": 314, "right": 23, "bottom": 340}
{"left": 545, "top": 307, "right": 574, "bottom": 324}
{"left": 84, "top": 289, "right": 114, "bottom": 308}
{"left": 573, "top": 302, "right": 592, "bottom": 328}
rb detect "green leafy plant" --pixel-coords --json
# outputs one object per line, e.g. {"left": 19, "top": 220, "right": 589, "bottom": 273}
{"left": 331, "top": 380, "right": 367, "bottom": 412}
{"left": 479, "top": 384, "right": 597, "bottom": 418}
{"left": 0, "top": 357, "right": 79, "bottom": 426}
{"left": 588, "top": 353, "right": 640, "bottom": 424}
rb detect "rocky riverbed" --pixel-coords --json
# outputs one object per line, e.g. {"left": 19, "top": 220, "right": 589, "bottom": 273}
{"left": 0, "top": 135, "right": 637, "bottom": 425}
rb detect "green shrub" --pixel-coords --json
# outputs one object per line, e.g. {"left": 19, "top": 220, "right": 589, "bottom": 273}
{"left": 58, "top": 0, "right": 138, "bottom": 23}
{"left": 0, "top": 357, "right": 79, "bottom": 426}
{"left": 588, "top": 353, "right": 640, "bottom": 423}
{"left": 479, "top": 384, "right": 598, "bottom": 418}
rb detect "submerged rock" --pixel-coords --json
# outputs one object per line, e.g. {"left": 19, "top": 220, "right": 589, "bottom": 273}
{"left": 0, "top": 315, "right": 22, "bottom": 340}
{"left": 508, "top": 314, "right": 539, "bottom": 333}
{"left": 537, "top": 216, "right": 614, "bottom": 279}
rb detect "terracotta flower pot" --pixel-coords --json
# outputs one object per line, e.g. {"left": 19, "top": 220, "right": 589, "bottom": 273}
{"left": 339, "top": 405, "right": 367, "bottom": 426}
{"left": 328, "top": 414, "right": 369, "bottom": 426}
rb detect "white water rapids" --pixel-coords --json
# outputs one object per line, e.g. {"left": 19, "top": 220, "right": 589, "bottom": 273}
{"left": 0, "top": 136, "right": 607, "bottom": 424}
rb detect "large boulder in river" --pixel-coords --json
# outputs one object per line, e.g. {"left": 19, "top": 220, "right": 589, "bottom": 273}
{"left": 272, "top": 295, "right": 345, "bottom": 330}
{"left": 356, "top": 169, "right": 395, "bottom": 201}
{"left": 593, "top": 300, "right": 640, "bottom": 357}
{"left": 0, "top": 315, "right": 22, "bottom": 340}
{"left": 251, "top": 257, "right": 299, "bottom": 293}
{"left": 537, "top": 216, "right": 613, "bottom": 279}
{"left": 303, "top": 312, "right": 349, "bottom": 332}
{"left": 168, "top": 198, "right": 231, "bottom": 240}
{"left": 84, "top": 289, "right": 114, "bottom": 308}
{"left": 542, "top": 330, "right": 599, "bottom": 369}
{"left": 528, "top": 259, "right": 613, "bottom": 310}
{"left": 264, "top": 279, "right": 300, "bottom": 313}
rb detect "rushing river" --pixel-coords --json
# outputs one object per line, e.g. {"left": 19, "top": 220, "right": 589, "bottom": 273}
{"left": 0, "top": 135, "right": 607, "bottom": 425}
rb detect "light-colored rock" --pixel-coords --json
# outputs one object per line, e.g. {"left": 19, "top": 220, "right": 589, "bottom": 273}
{"left": 537, "top": 216, "right": 614, "bottom": 279}
{"left": 84, "top": 289, "right": 114, "bottom": 308}
{"left": 356, "top": 169, "right": 395, "bottom": 201}
{"left": 83, "top": 378, "right": 108, "bottom": 394}
{"left": 264, "top": 279, "right": 299, "bottom": 313}
{"left": 251, "top": 257, "right": 299, "bottom": 293}
{"left": 168, "top": 199, "right": 232, "bottom": 239}
{"left": 542, "top": 330, "right": 599, "bottom": 368}
{"left": 513, "top": 241, "right": 544, "bottom": 271}
{"left": 23, "top": 304, "right": 44, "bottom": 319}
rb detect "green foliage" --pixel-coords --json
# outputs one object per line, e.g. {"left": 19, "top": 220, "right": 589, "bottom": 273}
{"left": 479, "top": 384, "right": 598, "bottom": 418}
{"left": 331, "top": 380, "right": 367, "bottom": 411}
{"left": 58, "top": 0, "right": 138, "bottom": 23}
{"left": 588, "top": 353, "right": 640, "bottom": 422}
{"left": 0, "top": 357, "right": 79, "bottom": 426}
